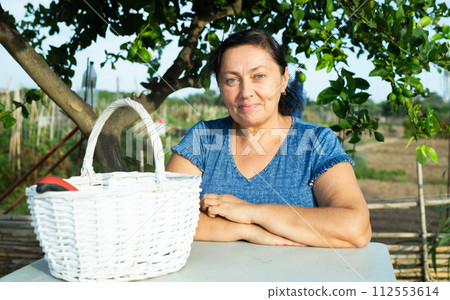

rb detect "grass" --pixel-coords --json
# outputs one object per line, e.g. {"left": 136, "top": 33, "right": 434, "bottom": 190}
{"left": 354, "top": 165, "right": 407, "bottom": 181}
{"left": 352, "top": 148, "right": 409, "bottom": 182}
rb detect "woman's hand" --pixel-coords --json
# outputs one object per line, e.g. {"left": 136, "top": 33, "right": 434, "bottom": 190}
{"left": 201, "top": 193, "right": 256, "bottom": 224}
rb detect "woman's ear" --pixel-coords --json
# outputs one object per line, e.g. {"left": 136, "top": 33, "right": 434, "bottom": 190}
{"left": 282, "top": 67, "right": 289, "bottom": 90}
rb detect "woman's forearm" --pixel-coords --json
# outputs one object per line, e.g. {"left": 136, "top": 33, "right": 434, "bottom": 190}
{"left": 194, "top": 211, "right": 303, "bottom": 246}
{"left": 251, "top": 204, "right": 371, "bottom": 248}
{"left": 194, "top": 211, "right": 245, "bottom": 242}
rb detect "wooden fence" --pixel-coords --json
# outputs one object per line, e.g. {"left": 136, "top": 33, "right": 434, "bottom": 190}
{"left": 0, "top": 214, "right": 43, "bottom": 277}
{"left": 368, "top": 195, "right": 450, "bottom": 282}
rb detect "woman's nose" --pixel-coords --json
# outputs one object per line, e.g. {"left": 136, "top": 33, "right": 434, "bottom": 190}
{"left": 239, "top": 79, "right": 254, "bottom": 99}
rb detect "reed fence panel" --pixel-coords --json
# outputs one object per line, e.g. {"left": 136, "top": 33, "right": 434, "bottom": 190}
{"left": 0, "top": 214, "right": 43, "bottom": 277}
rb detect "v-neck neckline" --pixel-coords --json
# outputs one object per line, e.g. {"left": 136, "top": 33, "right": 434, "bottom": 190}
{"left": 227, "top": 116, "right": 295, "bottom": 182}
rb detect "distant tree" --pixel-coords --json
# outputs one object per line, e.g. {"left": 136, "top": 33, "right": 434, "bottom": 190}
{"left": 417, "top": 92, "right": 449, "bottom": 118}
{"left": 184, "top": 90, "right": 220, "bottom": 106}
{"left": 0, "top": 0, "right": 449, "bottom": 170}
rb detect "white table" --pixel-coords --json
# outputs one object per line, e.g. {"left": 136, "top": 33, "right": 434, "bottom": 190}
{"left": 0, "top": 241, "right": 395, "bottom": 282}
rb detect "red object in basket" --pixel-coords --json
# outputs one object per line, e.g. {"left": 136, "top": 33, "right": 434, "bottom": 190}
{"left": 36, "top": 176, "right": 78, "bottom": 193}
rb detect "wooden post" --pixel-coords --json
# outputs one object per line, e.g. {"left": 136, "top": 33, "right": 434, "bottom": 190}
{"left": 139, "top": 149, "right": 144, "bottom": 172}
{"left": 5, "top": 79, "right": 10, "bottom": 109}
{"left": 49, "top": 99, "right": 56, "bottom": 141}
{"left": 116, "top": 76, "right": 120, "bottom": 101}
{"left": 447, "top": 126, "right": 450, "bottom": 219}
{"left": 36, "top": 101, "right": 45, "bottom": 148}
{"left": 416, "top": 159, "right": 432, "bottom": 281}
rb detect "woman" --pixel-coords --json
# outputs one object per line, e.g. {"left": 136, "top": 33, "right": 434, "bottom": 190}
{"left": 166, "top": 29, "right": 371, "bottom": 248}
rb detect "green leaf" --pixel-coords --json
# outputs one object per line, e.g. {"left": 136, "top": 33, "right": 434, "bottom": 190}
{"left": 350, "top": 92, "right": 370, "bottom": 104}
{"left": 429, "top": 114, "right": 440, "bottom": 136}
{"left": 24, "top": 89, "right": 41, "bottom": 104}
{"left": 12, "top": 100, "right": 22, "bottom": 108}
{"left": 405, "top": 136, "right": 415, "bottom": 148}
{"left": 316, "top": 53, "right": 333, "bottom": 71}
{"left": 326, "top": 63, "right": 333, "bottom": 73}
{"left": 397, "top": 62, "right": 422, "bottom": 74}
{"left": 411, "top": 28, "right": 428, "bottom": 48}
{"left": 359, "top": 108, "right": 370, "bottom": 124}
{"left": 199, "top": 65, "right": 211, "bottom": 91}
{"left": 329, "top": 124, "right": 342, "bottom": 132}
{"left": 341, "top": 68, "right": 355, "bottom": 78}
{"left": 388, "top": 43, "right": 400, "bottom": 57}
{"left": 332, "top": 100, "right": 347, "bottom": 119}
{"left": 418, "top": 16, "right": 431, "bottom": 28}
{"left": 325, "top": 0, "right": 334, "bottom": 16}
{"left": 285, "top": 54, "right": 298, "bottom": 64}
{"left": 369, "top": 67, "right": 389, "bottom": 78}
{"left": 309, "top": 20, "right": 321, "bottom": 29}
{"left": 375, "top": 16, "right": 388, "bottom": 32}
{"left": 329, "top": 78, "right": 344, "bottom": 91}
{"left": 292, "top": 9, "right": 305, "bottom": 23}
{"left": 120, "top": 43, "right": 128, "bottom": 50}
{"left": 424, "top": 146, "right": 439, "bottom": 166}
{"left": 431, "top": 33, "right": 443, "bottom": 41}
{"left": 21, "top": 105, "right": 29, "bottom": 118}
{"left": 347, "top": 77, "right": 356, "bottom": 93}
{"left": 279, "top": 1, "right": 290, "bottom": 11}
{"left": 316, "top": 87, "right": 339, "bottom": 105}
{"left": 1, "top": 112, "right": 16, "bottom": 129}
{"left": 325, "top": 19, "right": 336, "bottom": 32}
{"left": 0, "top": 103, "right": 4, "bottom": 112}
{"left": 339, "top": 90, "right": 349, "bottom": 101}
{"left": 396, "top": 5, "right": 405, "bottom": 19}
{"left": 207, "top": 32, "right": 220, "bottom": 48}
{"left": 374, "top": 131, "right": 384, "bottom": 142}
{"left": 340, "top": 119, "right": 352, "bottom": 129}
{"left": 404, "top": 76, "right": 421, "bottom": 87}
{"left": 435, "top": 235, "right": 450, "bottom": 247}
{"left": 415, "top": 145, "right": 427, "bottom": 165}
{"left": 355, "top": 78, "right": 370, "bottom": 90}
{"left": 348, "top": 131, "right": 362, "bottom": 144}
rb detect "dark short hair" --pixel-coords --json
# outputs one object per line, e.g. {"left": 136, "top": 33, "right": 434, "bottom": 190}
{"left": 209, "top": 29, "right": 303, "bottom": 117}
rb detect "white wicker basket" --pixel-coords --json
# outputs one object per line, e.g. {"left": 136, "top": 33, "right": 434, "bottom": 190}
{"left": 25, "top": 98, "right": 201, "bottom": 281}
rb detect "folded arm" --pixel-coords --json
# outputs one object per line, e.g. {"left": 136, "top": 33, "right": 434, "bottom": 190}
{"left": 167, "top": 153, "right": 371, "bottom": 248}
{"left": 253, "top": 162, "right": 372, "bottom": 248}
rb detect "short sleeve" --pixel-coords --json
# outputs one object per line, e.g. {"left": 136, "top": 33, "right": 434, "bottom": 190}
{"left": 308, "top": 127, "right": 354, "bottom": 186}
{"left": 171, "top": 119, "right": 228, "bottom": 172}
{"left": 171, "top": 121, "right": 206, "bottom": 172}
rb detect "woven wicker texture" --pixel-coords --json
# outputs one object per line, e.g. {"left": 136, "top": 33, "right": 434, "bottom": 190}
{"left": 26, "top": 98, "right": 201, "bottom": 281}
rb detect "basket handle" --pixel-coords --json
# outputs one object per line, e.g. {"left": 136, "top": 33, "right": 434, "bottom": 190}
{"left": 81, "top": 98, "right": 165, "bottom": 179}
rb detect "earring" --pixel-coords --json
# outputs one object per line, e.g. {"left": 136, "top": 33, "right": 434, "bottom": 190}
{"left": 281, "top": 91, "right": 286, "bottom": 96}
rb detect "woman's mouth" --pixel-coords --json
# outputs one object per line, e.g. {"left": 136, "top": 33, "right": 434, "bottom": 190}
{"left": 238, "top": 103, "right": 261, "bottom": 111}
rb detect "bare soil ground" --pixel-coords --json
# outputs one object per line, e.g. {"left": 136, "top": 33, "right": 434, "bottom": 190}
{"left": 356, "top": 134, "right": 449, "bottom": 243}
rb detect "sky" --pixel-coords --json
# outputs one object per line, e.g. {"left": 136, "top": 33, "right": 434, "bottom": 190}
{"left": 0, "top": 0, "right": 449, "bottom": 103}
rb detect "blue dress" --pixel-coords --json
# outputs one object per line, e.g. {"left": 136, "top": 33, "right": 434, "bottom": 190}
{"left": 171, "top": 116, "right": 353, "bottom": 207}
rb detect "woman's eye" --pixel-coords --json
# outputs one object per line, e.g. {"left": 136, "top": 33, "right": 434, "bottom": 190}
{"left": 255, "top": 74, "right": 265, "bottom": 79}
{"left": 226, "top": 78, "right": 237, "bottom": 85}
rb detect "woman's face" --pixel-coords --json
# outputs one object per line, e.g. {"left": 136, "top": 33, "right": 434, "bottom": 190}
{"left": 218, "top": 44, "right": 289, "bottom": 129}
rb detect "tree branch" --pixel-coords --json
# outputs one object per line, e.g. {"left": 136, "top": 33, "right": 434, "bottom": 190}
{"left": 160, "top": 0, "right": 242, "bottom": 85}
{"left": 112, "top": 0, "right": 243, "bottom": 151}
{"left": 0, "top": 4, "right": 97, "bottom": 136}
{"left": 197, "top": 0, "right": 243, "bottom": 22}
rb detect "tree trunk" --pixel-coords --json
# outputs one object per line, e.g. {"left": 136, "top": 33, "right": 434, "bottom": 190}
{"left": 0, "top": 5, "right": 96, "bottom": 135}
{"left": 95, "top": 90, "right": 171, "bottom": 172}
{"left": 0, "top": 5, "right": 130, "bottom": 172}
{"left": 0, "top": 1, "right": 243, "bottom": 172}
